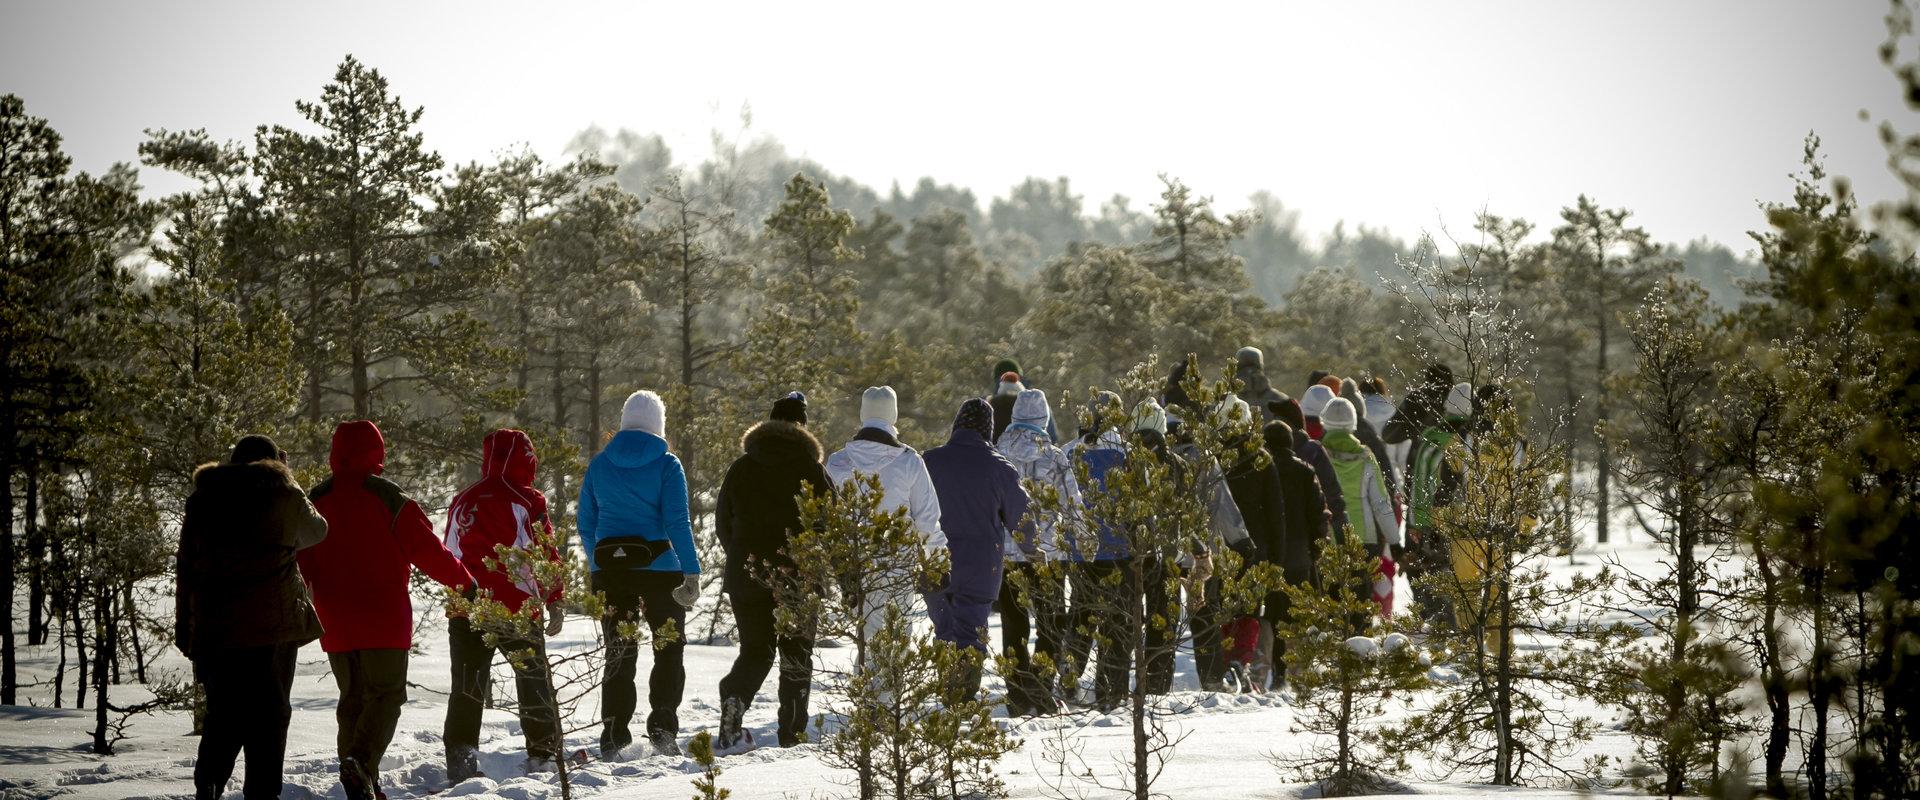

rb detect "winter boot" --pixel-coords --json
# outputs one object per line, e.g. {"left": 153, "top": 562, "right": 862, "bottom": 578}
{"left": 716, "top": 696, "right": 749, "bottom": 751}
{"left": 649, "top": 727, "right": 682, "bottom": 757}
{"left": 446, "top": 746, "right": 485, "bottom": 785}
{"left": 340, "top": 757, "right": 376, "bottom": 800}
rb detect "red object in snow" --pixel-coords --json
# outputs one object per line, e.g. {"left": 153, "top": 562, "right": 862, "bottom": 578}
{"left": 1221, "top": 616, "right": 1262, "bottom": 666}
{"left": 1372, "top": 545, "right": 1397, "bottom": 618}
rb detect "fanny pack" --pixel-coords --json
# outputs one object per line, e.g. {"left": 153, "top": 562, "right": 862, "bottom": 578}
{"left": 593, "top": 537, "right": 673, "bottom": 570}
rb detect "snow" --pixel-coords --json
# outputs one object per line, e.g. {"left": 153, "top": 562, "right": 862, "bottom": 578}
{"left": 0, "top": 543, "right": 1682, "bottom": 799}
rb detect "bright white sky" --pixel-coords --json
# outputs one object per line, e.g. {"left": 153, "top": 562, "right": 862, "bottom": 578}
{"left": 2, "top": 1, "right": 1908, "bottom": 251}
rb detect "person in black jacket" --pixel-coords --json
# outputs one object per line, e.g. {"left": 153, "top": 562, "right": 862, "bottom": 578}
{"left": 714, "top": 393, "right": 833, "bottom": 750}
{"left": 1221, "top": 424, "right": 1286, "bottom": 691}
{"left": 174, "top": 434, "right": 328, "bottom": 800}
{"left": 1260, "top": 420, "right": 1331, "bottom": 691}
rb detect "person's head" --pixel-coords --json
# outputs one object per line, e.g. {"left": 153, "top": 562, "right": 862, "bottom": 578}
{"left": 329, "top": 420, "right": 385, "bottom": 477}
{"left": 1421, "top": 363, "right": 1455, "bottom": 392}
{"left": 1269, "top": 394, "right": 1305, "bottom": 433}
{"left": 1322, "top": 397, "right": 1360, "bottom": 432}
{"left": 953, "top": 397, "right": 995, "bottom": 440}
{"left": 1164, "top": 359, "right": 1194, "bottom": 411}
{"left": 992, "top": 358, "right": 1022, "bottom": 385}
{"left": 1307, "top": 369, "right": 1330, "bottom": 389}
{"left": 1133, "top": 399, "right": 1168, "bottom": 437}
{"left": 996, "top": 371, "right": 1025, "bottom": 397}
{"left": 1215, "top": 395, "right": 1253, "bottom": 428}
{"left": 770, "top": 391, "right": 808, "bottom": 425}
{"left": 481, "top": 428, "right": 537, "bottom": 486}
{"left": 621, "top": 390, "right": 667, "bottom": 437}
{"left": 1011, "top": 388, "right": 1051, "bottom": 430}
{"left": 1084, "top": 390, "right": 1123, "bottom": 439}
{"left": 1300, "top": 385, "right": 1336, "bottom": 419}
{"left": 1340, "top": 377, "right": 1362, "bottom": 404}
{"left": 1236, "top": 346, "right": 1265, "bottom": 372}
{"left": 1319, "top": 375, "right": 1344, "bottom": 392}
{"left": 1444, "top": 382, "right": 1474, "bottom": 420}
{"left": 228, "top": 434, "right": 285, "bottom": 465}
{"left": 1263, "top": 420, "right": 1295, "bottom": 456}
{"left": 861, "top": 386, "right": 900, "bottom": 430}
{"left": 1363, "top": 376, "right": 1388, "bottom": 397}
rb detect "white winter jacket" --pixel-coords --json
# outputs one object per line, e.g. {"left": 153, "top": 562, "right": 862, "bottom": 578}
{"left": 995, "top": 424, "right": 1082, "bottom": 562}
{"left": 826, "top": 435, "right": 947, "bottom": 552}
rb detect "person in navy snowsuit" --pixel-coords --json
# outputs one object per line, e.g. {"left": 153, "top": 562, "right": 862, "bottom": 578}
{"left": 923, "top": 398, "right": 1031, "bottom": 700}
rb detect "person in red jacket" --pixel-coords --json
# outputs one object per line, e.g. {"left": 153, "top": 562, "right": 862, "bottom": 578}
{"left": 300, "top": 420, "right": 473, "bottom": 800}
{"left": 441, "top": 429, "right": 566, "bottom": 781}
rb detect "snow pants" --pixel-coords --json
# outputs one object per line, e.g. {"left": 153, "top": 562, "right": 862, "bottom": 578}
{"left": 998, "top": 562, "right": 1066, "bottom": 714}
{"left": 328, "top": 647, "right": 408, "bottom": 790}
{"left": 445, "top": 615, "right": 559, "bottom": 779}
{"left": 1063, "top": 559, "right": 1139, "bottom": 710}
{"left": 718, "top": 595, "right": 815, "bottom": 746}
{"left": 596, "top": 569, "right": 687, "bottom": 752}
{"left": 193, "top": 641, "right": 298, "bottom": 800}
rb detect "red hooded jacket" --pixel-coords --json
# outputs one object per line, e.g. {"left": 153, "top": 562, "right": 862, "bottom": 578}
{"left": 445, "top": 429, "right": 563, "bottom": 615}
{"left": 300, "top": 420, "right": 473, "bottom": 652}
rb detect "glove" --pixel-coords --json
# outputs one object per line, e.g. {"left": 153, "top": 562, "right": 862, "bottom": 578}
{"left": 671, "top": 574, "right": 701, "bottom": 609}
{"left": 543, "top": 603, "right": 565, "bottom": 637}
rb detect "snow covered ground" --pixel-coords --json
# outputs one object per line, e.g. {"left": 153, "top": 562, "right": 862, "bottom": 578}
{"left": 0, "top": 537, "right": 1667, "bottom": 800}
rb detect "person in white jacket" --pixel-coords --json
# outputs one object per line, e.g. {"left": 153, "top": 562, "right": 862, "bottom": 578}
{"left": 824, "top": 386, "right": 946, "bottom": 655}
{"left": 993, "top": 389, "right": 1080, "bottom": 715}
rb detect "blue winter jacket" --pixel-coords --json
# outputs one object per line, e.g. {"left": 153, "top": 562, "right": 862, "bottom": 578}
{"left": 1072, "top": 437, "right": 1130, "bottom": 562}
{"left": 923, "top": 428, "right": 1030, "bottom": 600}
{"left": 578, "top": 430, "right": 701, "bottom": 573}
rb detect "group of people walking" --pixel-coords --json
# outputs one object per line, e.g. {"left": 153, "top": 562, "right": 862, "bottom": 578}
{"left": 172, "top": 350, "right": 1496, "bottom": 799}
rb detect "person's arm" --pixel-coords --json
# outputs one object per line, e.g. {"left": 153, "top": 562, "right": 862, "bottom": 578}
{"left": 662, "top": 456, "right": 699, "bottom": 573}
{"left": 174, "top": 498, "right": 199, "bottom": 659}
{"left": 1000, "top": 465, "right": 1032, "bottom": 552}
{"left": 910, "top": 455, "right": 947, "bottom": 552}
{"left": 281, "top": 485, "right": 328, "bottom": 551}
{"left": 1310, "top": 450, "right": 1348, "bottom": 531}
{"left": 714, "top": 464, "right": 738, "bottom": 558}
{"left": 576, "top": 467, "right": 599, "bottom": 562}
{"left": 1365, "top": 464, "right": 1400, "bottom": 548}
{"left": 396, "top": 499, "right": 474, "bottom": 589}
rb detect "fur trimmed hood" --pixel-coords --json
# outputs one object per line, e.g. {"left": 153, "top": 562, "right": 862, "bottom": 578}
{"left": 192, "top": 458, "right": 298, "bottom": 493}
{"left": 742, "top": 420, "right": 824, "bottom": 465}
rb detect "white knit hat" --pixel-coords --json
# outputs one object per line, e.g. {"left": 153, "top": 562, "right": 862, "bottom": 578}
{"left": 1300, "top": 384, "right": 1336, "bottom": 418}
{"left": 996, "top": 371, "right": 1025, "bottom": 397}
{"left": 1011, "top": 388, "right": 1050, "bottom": 425}
{"left": 1445, "top": 382, "right": 1474, "bottom": 418}
{"left": 620, "top": 390, "right": 666, "bottom": 436}
{"left": 1216, "top": 396, "right": 1252, "bottom": 427}
{"left": 1132, "top": 399, "right": 1168, "bottom": 436}
{"left": 1322, "top": 396, "right": 1359, "bottom": 431}
{"left": 860, "top": 386, "right": 899, "bottom": 429}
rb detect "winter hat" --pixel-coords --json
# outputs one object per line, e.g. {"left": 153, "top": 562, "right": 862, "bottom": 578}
{"left": 992, "top": 358, "right": 1022, "bottom": 384}
{"left": 621, "top": 390, "right": 667, "bottom": 436}
{"left": 1269, "top": 394, "right": 1305, "bottom": 432}
{"left": 1133, "top": 399, "right": 1169, "bottom": 436}
{"left": 229, "top": 434, "right": 284, "bottom": 464}
{"left": 1236, "top": 346, "right": 1265, "bottom": 371}
{"left": 1445, "top": 382, "right": 1474, "bottom": 419}
{"left": 953, "top": 398, "right": 995, "bottom": 440}
{"left": 1319, "top": 375, "right": 1345, "bottom": 392}
{"left": 1216, "top": 395, "right": 1253, "bottom": 427}
{"left": 1011, "top": 388, "right": 1051, "bottom": 427}
{"left": 1340, "top": 378, "right": 1364, "bottom": 406}
{"left": 770, "top": 391, "right": 808, "bottom": 424}
{"left": 1263, "top": 420, "right": 1295, "bottom": 458}
{"left": 997, "top": 371, "right": 1025, "bottom": 396}
{"left": 1300, "top": 385, "right": 1336, "bottom": 418}
{"left": 1322, "top": 397, "right": 1360, "bottom": 432}
{"left": 861, "top": 386, "right": 900, "bottom": 429}
{"left": 1164, "top": 360, "right": 1195, "bottom": 411}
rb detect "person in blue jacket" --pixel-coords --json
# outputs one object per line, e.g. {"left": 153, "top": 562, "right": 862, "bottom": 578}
{"left": 922, "top": 398, "right": 1030, "bottom": 701}
{"left": 578, "top": 390, "right": 702, "bottom": 758}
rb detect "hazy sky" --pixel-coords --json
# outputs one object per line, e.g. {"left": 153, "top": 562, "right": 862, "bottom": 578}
{"left": 2, "top": 1, "right": 1909, "bottom": 251}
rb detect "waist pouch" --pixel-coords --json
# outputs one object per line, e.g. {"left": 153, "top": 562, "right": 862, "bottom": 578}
{"left": 594, "top": 537, "right": 673, "bottom": 570}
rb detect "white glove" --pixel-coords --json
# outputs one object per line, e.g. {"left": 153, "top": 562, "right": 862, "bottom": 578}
{"left": 672, "top": 574, "right": 700, "bottom": 609}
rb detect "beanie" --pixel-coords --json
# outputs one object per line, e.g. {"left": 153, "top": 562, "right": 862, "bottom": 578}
{"left": 997, "top": 371, "right": 1025, "bottom": 397}
{"left": 1319, "top": 375, "right": 1344, "bottom": 392}
{"left": 1263, "top": 420, "right": 1295, "bottom": 458}
{"left": 861, "top": 386, "right": 899, "bottom": 429}
{"left": 1300, "top": 384, "right": 1336, "bottom": 418}
{"left": 1133, "top": 399, "right": 1168, "bottom": 436}
{"left": 621, "top": 390, "right": 667, "bottom": 436}
{"left": 953, "top": 398, "right": 995, "bottom": 440}
{"left": 1236, "top": 346, "right": 1265, "bottom": 370}
{"left": 1216, "top": 396, "right": 1252, "bottom": 427}
{"left": 770, "top": 391, "right": 808, "bottom": 424}
{"left": 229, "top": 434, "right": 283, "bottom": 464}
{"left": 1269, "top": 394, "right": 1305, "bottom": 432}
{"left": 1340, "top": 377, "right": 1362, "bottom": 404}
{"left": 992, "top": 359, "right": 1021, "bottom": 384}
{"left": 1445, "top": 382, "right": 1474, "bottom": 418}
{"left": 1011, "top": 388, "right": 1051, "bottom": 426}
{"left": 1322, "top": 397, "right": 1359, "bottom": 431}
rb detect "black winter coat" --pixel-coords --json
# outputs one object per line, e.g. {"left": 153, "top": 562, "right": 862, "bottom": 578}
{"left": 715, "top": 421, "right": 833, "bottom": 602}
{"left": 174, "top": 459, "right": 329, "bottom": 659}
{"left": 1272, "top": 450, "right": 1330, "bottom": 587}
{"left": 1225, "top": 449, "right": 1287, "bottom": 568}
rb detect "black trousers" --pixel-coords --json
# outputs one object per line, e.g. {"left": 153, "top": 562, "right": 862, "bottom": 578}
{"left": 444, "top": 615, "right": 559, "bottom": 776}
{"left": 328, "top": 648, "right": 408, "bottom": 784}
{"left": 1065, "top": 560, "right": 1138, "bottom": 710}
{"left": 194, "top": 641, "right": 298, "bottom": 800}
{"left": 595, "top": 570, "right": 686, "bottom": 751}
{"left": 1263, "top": 589, "right": 1292, "bottom": 681}
{"left": 1188, "top": 574, "right": 1226, "bottom": 689}
{"left": 998, "top": 562, "right": 1065, "bottom": 714}
{"left": 1140, "top": 556, "right": 1181, "bottom": 695}
{"left": 717, "top": 594, "right": 814, "bottom": 744}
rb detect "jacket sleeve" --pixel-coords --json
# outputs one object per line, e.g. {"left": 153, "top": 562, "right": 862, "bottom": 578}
{"left": 576, "top": 465, "right": 599, "bottom": 561}
{"left": 1364, "top": 463, "right": 1401, "bottom": 548}
{"left": 397, "top": 500, "right": 474, "bottom": 589}
{"left": 174, "top": 499, "right": 199, "bottom": 658}
{"left": 662, "top": 456, "right": 700, "bottom": 574}
{"left": 998, "top": 464, "right": 1032, "bottom": 548}
{"left": 1311, "top": 450, "right": 1348, "bottom": 532}
{"left": 538, "top": 511, "right": 564, "bottom": 605}
{"left": 714, "top": 464, "right": 737, "bottom": 558}
{"left": 280, "top": 486, "right": 329, "bottom": 551}
{"left": 909, "top": 454, "right": 947, "bottom": 551}
{"left": 1207, "top": 463, "right": 1250, "bottom": 551}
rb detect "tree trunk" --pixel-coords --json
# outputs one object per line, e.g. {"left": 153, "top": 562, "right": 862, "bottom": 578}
{"left": 586, "top": 357, "right": 603, "bottom": 459}
{"left": 552, "top": 349, "right": 568, "bottom": 443}
{"left": 1595, "top": 315, "right": 1611, "bottom": 545}
{"left": 1494, "top": 559, "right": 1515, "bottom": 786}
{"left": 72, "top": 594, "right": 88, "bottom": 710}
{"left": 92, "top": 587, "right": 112, "bottom": 754}
{"left": 123, "top": 581, "right": 146, "bottom": 684}
{"left": 1755, "top": 546, "right": 1789, "bottom": 797}
{"left": 1664, "top": 499, "right": 1696, "bottom": 796}
{"left": 1, "top": 447, "right": 14, "bottom": 707}
{"left": 28, "top": 465, "right": 46, "bottom": 646}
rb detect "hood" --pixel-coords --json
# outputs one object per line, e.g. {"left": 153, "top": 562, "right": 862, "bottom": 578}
{"left": 997, "top": 426, "right": 1054, "bottom": 465}
{"left": 329, "top": 420, "right": 386, "bottom": 477}
{"left": 193, "top": 458, "right": 295, "bottom": 493}
{"left": 835, "top": 438, "right": 909, "bottom": 472}
{"left": 481, "top": 428, "right": 538, "bottom": 487}
{"left": 603, "top": 429, "right": 670, "bottom": 468}
{"left": 743, "top": 420, "right": 823, "bottom": 465}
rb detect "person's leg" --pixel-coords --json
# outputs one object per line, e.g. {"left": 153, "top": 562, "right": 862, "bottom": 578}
{"left": 1093, "top": 560, "right": 1135, "bottom": 710}
{"left": 998, "top": 565, "right": 1034, "bottom": 714}
{"left": 505, "top": 633, "right": 560, "bottom": 762}
{"left": 1061, "top": 563, "right": 1100, "bottom": 702}
{"left": 1030, "top": 565, "right": 1067, "bottom": 713}
{"left": 1265, "top": 590, "right": 1292, "bottom": 690}
{"left": 193, "top": 653, "right": 246, "bottom": 798}
{"left": 947, "top": 592, "right": 995, "bottom": 702}
{"left": 444, "top": 615, "right": 490, "bottom": 781}
{"left": 1140, "top": 556, "right": 1177, "bottom": 694}
{"left": 636, "top": 570, "right": 688, "bottom": 743}
{"left": 719, "top": 596, "right": 776, "bottom": 707}
{"left": 774, "top": 609, "right": 816, "bottom": 746}
{"left": 352, "top": 649, "right": 409, "bottom": 780}
{"left": 329, "top": 650, "right": 376, "bottom": 797}
{"left": 593, "top": 570, "right": 642, "bottom": 754}
{"left": 1189, "top": 575, "right": 1226, "bottom": 690}
{"left": 238, "top": 642, "right": 297, "bottom": 800}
